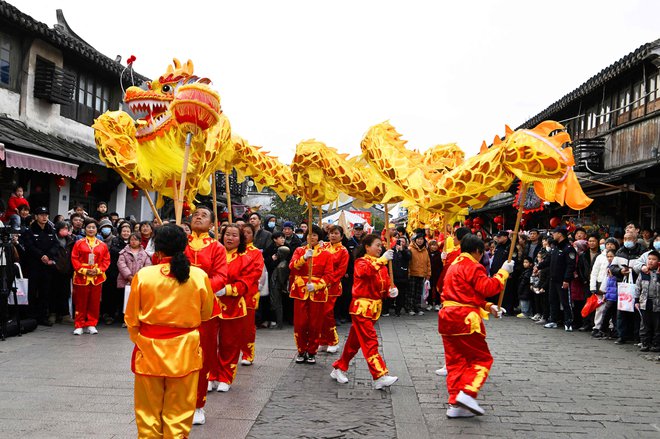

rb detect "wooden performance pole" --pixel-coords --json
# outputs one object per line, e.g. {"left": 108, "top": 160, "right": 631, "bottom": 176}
{"left": 142, "top": 190, "right": 162, "bottom": 225}
{"left": 497, "top": 182, "right": 529, "bottom": 311}
{"left": 176, "top": 132, "right": 193, "bottom": 225}
{"left": 384, "top": 202, "right": 395, "bottom": 287}
{"left": 307, "top": 192, "right": 314, "bottom": 282}
{"left": 171, "top": 177, "right": 180, "bottom": 223}
{"left": 318, "top": 206, "right": 323, "bottom": 226}
{"left": 211, "top": 172, "right": 219, "bottom": 235}
{"left": 225, "top": 171, "right": 233, "bottom": 223}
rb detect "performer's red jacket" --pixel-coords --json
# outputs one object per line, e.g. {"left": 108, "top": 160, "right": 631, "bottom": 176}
{"left": 438, "top": 253, "right": 508, "bottom": 336}
{"left": 218, "top": 249, "right": 250, "bottom": 319}
{"left": 349, "top": 255, "right": 391, "bottom": 320}
{"left": 323, "top": 242, "right": 349, "bottom": 297}
{"left": 243, "top": 243, "right": 265, "bottom": 309}
{"left": 289, "top": 244, "right": 332, "bottom": 302}
{"left": 185, "top": 232, "right": 228, "bottom": 318}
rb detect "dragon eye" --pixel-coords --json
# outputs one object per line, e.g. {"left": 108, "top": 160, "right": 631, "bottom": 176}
{"left": 161, "top": 84, "right": 173, "bottom": 93}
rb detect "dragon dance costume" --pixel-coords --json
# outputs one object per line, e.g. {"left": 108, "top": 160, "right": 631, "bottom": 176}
{"left": 240, "top": 242, "right": 265, "bottom": 363}
{"left": 71, "top": 236, "right": 110, "bottom": 329}
{"left": 125, "top": 261, "right": 214, "bottom": 438}
{"left": 289, "top": 244, "right": 332, "bottom": 357}
{"left": 184, "top": 231, "right": 227, "bottom": 408}
{"left": 438, "top": 253, "right": 508, "bottom": 407}
{"left": 333, "top": 255, "right": 391, "bottom": 379}
{"left": 319, "top": 241, "right": 349, "bottom": 349}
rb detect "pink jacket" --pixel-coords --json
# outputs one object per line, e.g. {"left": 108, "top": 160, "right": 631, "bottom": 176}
{"left": 117, "top": 246, "right": 152, "bottom": 288}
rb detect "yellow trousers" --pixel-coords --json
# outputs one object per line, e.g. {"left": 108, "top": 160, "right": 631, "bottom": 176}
{"left": 134, "top": 371, "right": 199, "bottom": 439}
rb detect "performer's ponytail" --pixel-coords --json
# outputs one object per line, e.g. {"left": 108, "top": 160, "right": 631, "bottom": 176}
{"left": 154, "top": 224, "right": 190, "bottom": 283}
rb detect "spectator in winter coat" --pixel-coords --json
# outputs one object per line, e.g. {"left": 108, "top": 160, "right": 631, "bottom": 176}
{"left": 391, "top": 236, "right": 411, "bottom": 316}
{"left": 517, "top": 257, "right": 534, "bottom": 318}
{"left": 117, "top": 233, "right": 152, "bottom": 298}
{"left": 52, "top": 221, "right": 75, "bottom": 324}
{"left": 610, "top": 232, "right": 645, "bottom": 344}
{"left": 2, "top": 185, "right": 29, "bottom": 229}
{"left": 270, "top": 246, "right": 290, "bottom": 329}
{"left": 634, "top": 250, "right": 660, "bottom": 352}
{"left": 427, "top": 239, "right": 443, "bottom": 311}
{"left": 407, "top": 233, "right": 431, "bottom": 316}
{"left": 595, "top": 250, "right": 619, "bottom": 338}
{"left": 632, "top": 235, "right": 660, "bottom": 275}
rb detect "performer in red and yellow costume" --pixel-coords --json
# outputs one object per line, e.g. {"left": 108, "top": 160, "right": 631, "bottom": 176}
{"left": 331, "top": 234, "right": 399, "bottom": 389}
{"left": 319, "top": 225, "right": 349, "bottom": 354}
{"left": 438, "top": 234, "right": 513, "bottom": 418}
{"left": 183, "top": 206, "right": 227, "bottom": 426}
{"left": 125, "top": 224, "right": 214, "bottom": 438}
{"left": 239, "top": 224, "right": 265, "bottom": 366}
{"left": 289, "top": 224, "right": 332, "bottom": 364}
{"left": 71, "top": 219, "right": 110, "bottom": 335}
{"left": 210, "top": 224, "right": 261, "bottom": 392}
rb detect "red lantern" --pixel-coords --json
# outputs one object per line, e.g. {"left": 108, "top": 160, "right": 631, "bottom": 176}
{"left": 78, "top": 171, "right": 98, "bottom": 197}
{"left": 493, "top": 215, "right": 504, "bottom": 225}
{"left": 473, "top": 217, "right": 484, "bottom": 228}
{"left": 464, "top": 218, "right": 473, "bottom": 228}
{"left": 131, "top": 188, "right": 140, "bottom": 200}
{"left": 170, "top": 85, "right": 221, "bottom": 131}
{"left": 549, "top": 217, "right": 561, "bottom": 228}
{"left": 520, "top": 218, "right": 527, "bottom": 228}
{"left": 497, "top": 224, "right": 504, "bottom": 230}
{"left": 55, "top": 176, "right": 66, "bottom": 192}
{"left": 182, "top": 202, "right": 191, "bottom": 218}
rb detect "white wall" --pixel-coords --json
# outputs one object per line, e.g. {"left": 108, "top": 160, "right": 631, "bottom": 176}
{"left": 0, "top": 88, "right": 20, "bottom": 117}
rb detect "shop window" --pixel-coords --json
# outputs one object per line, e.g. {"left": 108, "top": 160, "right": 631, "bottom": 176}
{"left": 0, "top": 31, "right": 20, "bottom": 90}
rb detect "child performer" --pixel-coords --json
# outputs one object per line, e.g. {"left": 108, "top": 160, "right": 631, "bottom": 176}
{"left": 438, "top": 234, "right": 514, "bottom": 418}
{"left": 319, "top": 225, "right": 349, "bottom": 354}
{"left": 125, "top": 224, "right": 214, "bottom": 438}
{"left": 331, "top": 234, "right": 399, "bottom": 389}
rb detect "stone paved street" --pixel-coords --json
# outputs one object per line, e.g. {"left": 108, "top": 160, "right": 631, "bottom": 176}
{"left": 1, "top": 313, "right": 660, "bottom": 438}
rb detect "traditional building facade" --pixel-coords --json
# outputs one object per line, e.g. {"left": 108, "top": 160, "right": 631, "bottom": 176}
{"left": 0, "top": 2, "right": 155, "bottom": 220}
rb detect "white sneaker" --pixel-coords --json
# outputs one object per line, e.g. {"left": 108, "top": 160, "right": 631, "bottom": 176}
{"left": 86, "top": 326, "right": 98, "bottom": 335}
{"left": 208, "top": 380, "right": 219, "bottom": 392}
{"left": 330, "top": 368, "right": 349, "bottom": 384}
{"left": 426, "top": 305, "right": 433, "bottom": 311}
{"left": 435, "top": 366, "right": 447, "bottom": 377}
{"left": 409, "top": 311, "right": 416, "bottom": 316}
{"left": 72, "top": 327, "right": 83, "bottom": 336}
{"left": 373, "top": 375, "right": 398, "bottom": 390}
{"left": 326, "top": 345, "right": 339, "bottom": 354}
{"left": 217, "top": 382, "right": 230, "bottom": 392}
{"left": 531, "top": 313, "right": 542, "bottom": 321}
{"left": 446, "top": 404, "right": 475, "bottom": 418}
{"left": 318, "top": 345, "right": 328, "bottom": 353}
{"left": 564, "top": 325, "right": 573, "bottom": 332}
{"left": 434, "top": 305, "right": 441, "bottom": 311}
{"left": 241, "top": 359, "right": 253, "bottom": 366}
{"left": 544, "top": 322, "right": 558, "bottom": 329}
{"left": 456, "top": 390, "right": 484, "bottom": 415}
{"left": 192, "top": 408, "right": 205, "bottom": 425}
{"left": 417, "top": 311, "right": 425, "bottom": 316}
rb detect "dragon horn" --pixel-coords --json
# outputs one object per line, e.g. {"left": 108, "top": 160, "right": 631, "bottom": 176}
{"left": 505, "top": 125, "right": 513, "bottom": 136}
{"left": 493, "top": 135, "right": 502, "bottom": 146}
{"left": 480, "top": 141, "right": 488, "bottom": 154}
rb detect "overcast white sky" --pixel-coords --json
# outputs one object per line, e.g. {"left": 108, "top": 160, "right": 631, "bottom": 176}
{"left": 12, "top": 0, "right": 660, "bottom": 162}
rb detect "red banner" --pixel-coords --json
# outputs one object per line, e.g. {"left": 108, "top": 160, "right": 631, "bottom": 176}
{"left": 350, "top": 211, "right": 372, "bottom": 225}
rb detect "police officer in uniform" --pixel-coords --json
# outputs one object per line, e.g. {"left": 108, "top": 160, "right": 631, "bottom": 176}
{"left": 539, "top": 226, "right": 577, "bottom": 331}
{"left": 338, "top": 223, "right": 365, "bottom": 323}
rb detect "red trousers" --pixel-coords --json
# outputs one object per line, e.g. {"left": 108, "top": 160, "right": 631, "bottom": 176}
{"left": 196, "top": 317, "right": 219, "bottom": 408}
{"left": 293, "top": 298, "right": 325, "bottom": 355}
{"left": 210, "top": 316, "right": 248, "bottom": 385}
{"left": 319, "top": 296, "right": 339, "bottom": 346}
{"left": 240, "top": 308, "right": 256, "bottom": 362}
{"left": 333, "top": 314, "right": 388, "bottom": 379}
{"left": 441, "top": 332, "right": 493, "bottom": 405}
{"left": 72, "top": 284, "right": 102, "bottom": 329}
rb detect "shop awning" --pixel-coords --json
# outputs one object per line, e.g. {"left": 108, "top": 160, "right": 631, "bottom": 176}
{"left": 2, "top": 147, "right": 78, "bottom": 178}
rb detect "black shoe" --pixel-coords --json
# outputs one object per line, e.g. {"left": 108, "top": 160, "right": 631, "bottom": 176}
{"left": 295, "top": 353, "right": 307, "bottom": 364}
{"left": 614, "top": 338, "right": 625, "bottom": 345}
{"left": 306, "top": 354, "right": 316, "bottom": 364}
{"left": 651, "top": 346, "right": 660, "bottom": 352}
{"left": 578, "top": 325, "right": 590, "bottom": 332}
{"left": 38, "top": 319, "right": 53, "bottom": 327}
{"left": 640, "top": 345, "right": 650, "bottom": 352}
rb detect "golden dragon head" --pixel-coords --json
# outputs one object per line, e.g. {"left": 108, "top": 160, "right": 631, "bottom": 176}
{"left": 501, "top": 121, "right": 592, "bottom": 210}
{"left": 123, "top": 58, "right": 214, "bottom": 142}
